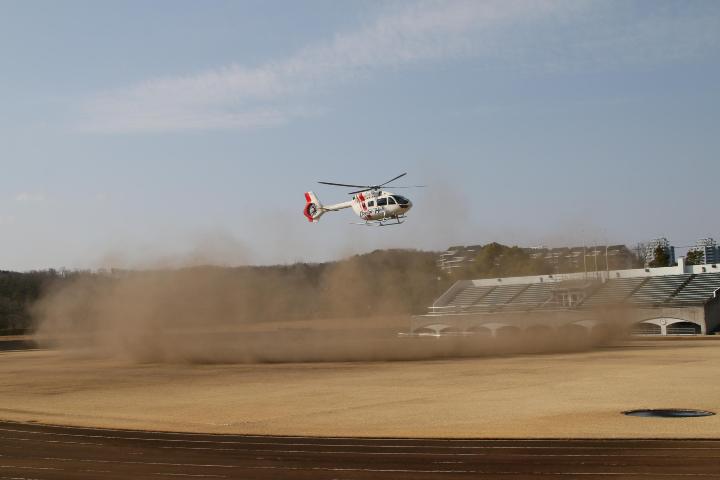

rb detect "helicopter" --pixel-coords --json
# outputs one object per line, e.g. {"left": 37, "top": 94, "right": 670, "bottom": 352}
{"left": 303, "top": 173, "right": 422, "bottom": 226}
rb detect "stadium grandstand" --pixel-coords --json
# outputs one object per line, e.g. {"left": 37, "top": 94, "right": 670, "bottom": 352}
{"left": 414, "top": 256, "right": 720, "bottom": 337}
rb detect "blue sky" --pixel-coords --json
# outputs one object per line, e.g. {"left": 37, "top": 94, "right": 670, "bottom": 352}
{"left": 1, "top": 0, "right": 719, "bottom": 270}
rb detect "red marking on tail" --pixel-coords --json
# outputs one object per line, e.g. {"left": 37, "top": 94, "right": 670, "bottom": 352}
{"left": 304, "top": 192, "right": 314, "bottom": 222}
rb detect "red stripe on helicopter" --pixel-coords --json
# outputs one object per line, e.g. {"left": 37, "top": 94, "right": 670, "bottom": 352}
{"left": 303, "top": 192, "right": 314, "bottom": 222}
{"left": 358, "top": 193, "right": 367, "bottom": 211}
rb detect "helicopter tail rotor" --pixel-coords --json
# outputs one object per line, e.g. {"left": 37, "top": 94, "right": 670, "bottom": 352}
{"left": 303, "top": 191, "right": 325, "bottom": 223}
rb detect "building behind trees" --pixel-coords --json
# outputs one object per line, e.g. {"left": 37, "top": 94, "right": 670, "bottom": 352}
{"left": 689, "top": 238, "right": 720, "bottom": 265}
{"left": 644, "top": 237, "right": 675, "bottom": 267}
{"left": 438, "top": 244, "right": 635, "bottom": 277}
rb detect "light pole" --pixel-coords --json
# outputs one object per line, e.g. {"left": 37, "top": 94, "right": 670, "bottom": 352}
{"left": 605, "top": 245, "right": 610, "bottom": 279}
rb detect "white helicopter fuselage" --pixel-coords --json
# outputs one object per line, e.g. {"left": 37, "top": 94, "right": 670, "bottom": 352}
{"left": 350, "top": 190, "right": 412, "bottom": 221}
{"left": 303, "top": 189, "right": 413, "bottom": 224}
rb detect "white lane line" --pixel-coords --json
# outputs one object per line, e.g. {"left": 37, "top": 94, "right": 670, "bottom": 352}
{"left": 0, "top": 467, "right": 60, "bottom": 472}
{"left": 248, "top": 465, "right": 720, "bottom": 476}
{"left": 7, "top": 423, "right": 720, "bottom": 445}
{"left": 160, "top": 442, "right": 720, "bottom": 450}
{"left": 541, "top": 475, "right": 717, "bottom": 477}
{"left": 159, "top": 447, "right": 489, "bottom": 456}
{"left": 156, "top": 446, "right": 720, "bottom": 459}
{"left": 1, "top": 435, "right": 102, "bottom": 446}
{"left": 33, "top": 454, "right": 715, "bottom": 476}
{"left": 3, "top": 426, "right": 720, "bottom": 449}
{"left": 151, "top": 474, "right": 226, "bottom": 478}
{"left": 0, "top": 476, "right": 43, "bottom": 480}
{"left": 41, "top": 457, "right": 242, "bottom": 469}
{"left": 3, "top": 454, "right": 716, "bottom": 476}
{"left": 252, "top": 465, "right": 475, "bottom": 473}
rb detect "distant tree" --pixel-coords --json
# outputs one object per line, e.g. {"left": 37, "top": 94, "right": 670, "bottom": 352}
{"left": 686, "top": 250, "right": 705, "bottom": 266}
{"left": 648, "top": 245, "right": 671, "bottom": 268}
{"left": 633, "top": 243, "right": 649, "bottom": 268}
{"left": 462, "top": 243, "right": 550, "bottom": 279}
{"left": 0, "top": 270, "right": 62, "bottom": 334}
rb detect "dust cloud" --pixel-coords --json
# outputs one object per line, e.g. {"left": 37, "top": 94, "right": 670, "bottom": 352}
{"left": 31, "top": 249, "right": 630, "bottom": 364}
{"left": 29, "top": 169, "right": 634, "bottom": 365}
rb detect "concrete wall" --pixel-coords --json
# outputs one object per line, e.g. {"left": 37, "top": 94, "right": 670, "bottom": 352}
{"left": 704, "top": 296, "right": 720, "bottom": 333}
{"left": 630, "top": 306, "right": 706, "bottom": 335}
{"left": 412, "top": 305, "right": 708, "bottom": 336}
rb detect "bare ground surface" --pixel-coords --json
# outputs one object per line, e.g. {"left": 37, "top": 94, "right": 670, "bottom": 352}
{"left": 1, "top": 336, "right": 719, "bottom": 438}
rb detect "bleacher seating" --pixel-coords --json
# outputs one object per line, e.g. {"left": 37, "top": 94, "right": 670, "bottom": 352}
{"left": 628, "top": 274, "right": 691, "bottom": 305}
{"left": 668, "top": 273, "right": 720, "bottom": 305}
{"left": 431, "top": 270, "right": 720, "bottom": 317}
{"left": 447, "top": 285, "right": 495, "bottom": 308}
{"left": 502, "top": 283, "right": 555, "bottom": 310}
{"left": 475, "top": 284, "right": 529, "bottom": 309}
{"left": 581, "top": 277, "right": 646, "bottom": 306}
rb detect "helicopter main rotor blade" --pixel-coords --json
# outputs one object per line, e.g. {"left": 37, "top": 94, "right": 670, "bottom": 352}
{"left": 381, "top": 185, "right": 427, "bottom": 189}
{"left": 347, "top": 187, "right": 373, "bottom": 195}
{"left": 378, "top": 172, "right": 407, "bottom": 187}
{"left": 318, "top": 181, "right": 370, "bottom": 188}
{"left": 319, "top": 173, "right": 413, "bottom": 195}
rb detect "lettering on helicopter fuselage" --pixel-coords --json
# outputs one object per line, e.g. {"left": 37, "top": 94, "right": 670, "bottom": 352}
{"left": 363, "top": 207, "right": 384, "bottom": 218}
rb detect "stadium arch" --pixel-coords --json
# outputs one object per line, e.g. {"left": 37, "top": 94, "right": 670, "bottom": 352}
{"left": 631, "top": 317, "right": 704, "bottom": 336}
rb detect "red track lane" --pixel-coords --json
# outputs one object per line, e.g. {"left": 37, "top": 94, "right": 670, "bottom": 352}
{"left": 1, "top": 421, "right": 720, "bottom": 479}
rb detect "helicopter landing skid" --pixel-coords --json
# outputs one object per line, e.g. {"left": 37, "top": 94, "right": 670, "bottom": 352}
{"left": 351, "top": 216, "right": 406, "bottom": 227}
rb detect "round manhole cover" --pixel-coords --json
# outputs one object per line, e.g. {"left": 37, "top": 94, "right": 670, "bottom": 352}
{"left": 623, "top": 409, "right": 715, "bottom": 418}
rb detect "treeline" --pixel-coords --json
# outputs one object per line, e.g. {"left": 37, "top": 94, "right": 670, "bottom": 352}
{"left": 447, "top": 242, "right": 647, "bottom": 279}
{"left": 2, "top": 249, "right": 448, "bottom": 334}
{"left": 0, "top": 270, "right": 65, "bottom": 334}
{"left": 456, "top": 243, "right": 552, "bottom": 279}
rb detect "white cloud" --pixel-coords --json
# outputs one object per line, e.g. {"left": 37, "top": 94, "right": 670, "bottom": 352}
{"left": 15, "top": 192, "right": 45, "bottom": 203}
{"left": 76, "top": 0, "right": 572, "bottom": 133}
{"left": 76, "top": 0, "right": 720, "bottom": 134}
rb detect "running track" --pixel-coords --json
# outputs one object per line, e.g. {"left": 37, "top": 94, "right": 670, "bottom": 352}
{"left": 1, "top": 421, "right": 719, "bottom": 479}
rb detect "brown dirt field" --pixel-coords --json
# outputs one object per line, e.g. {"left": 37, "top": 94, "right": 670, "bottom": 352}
{"left": 1, "top": 337, "right": 719, "bottom": 438}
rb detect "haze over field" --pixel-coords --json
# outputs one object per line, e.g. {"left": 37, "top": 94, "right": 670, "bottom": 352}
{"left": 29, "top": 249, "right": 630, "bottom": 363}
{"left": 1, "top": 1, "right": 719, "bottom": 271}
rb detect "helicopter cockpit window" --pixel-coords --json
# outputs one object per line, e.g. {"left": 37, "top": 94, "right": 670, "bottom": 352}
{"left": 367, "top": 200, "right": 375, "bottom": 207}
{"left": 393, "top": 195, "right": 410, "bottom": 205}
{"left": 388, "top": 197, "right": 396, "bottom": 205}
{"left": 377, "top": 198, "right": 387, "bottom": 206}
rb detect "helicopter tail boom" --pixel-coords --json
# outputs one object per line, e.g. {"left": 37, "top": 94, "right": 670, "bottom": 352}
{"left": 304, "top": 191, "right": 352, "bottom": 223}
